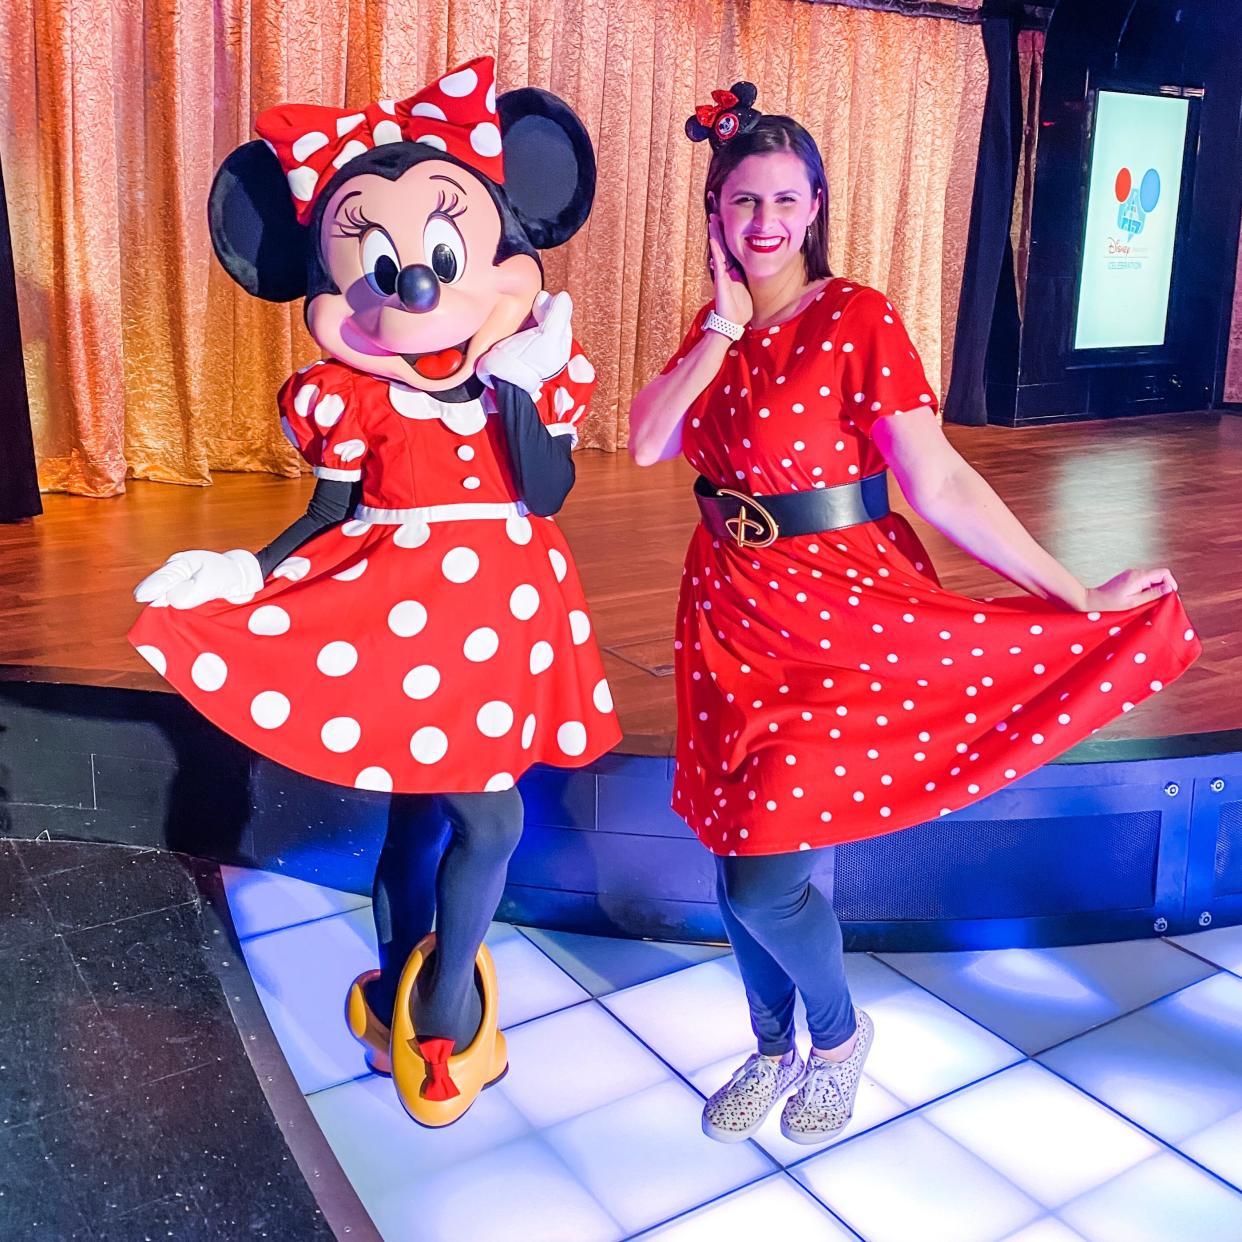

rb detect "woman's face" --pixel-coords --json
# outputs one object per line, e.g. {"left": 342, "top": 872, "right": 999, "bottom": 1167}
{"left": 715, "top": 151, "right": 821, "bottom": 283}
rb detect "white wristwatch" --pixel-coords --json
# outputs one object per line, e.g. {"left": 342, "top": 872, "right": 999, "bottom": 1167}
{"left": 704, "top": 309, "right": 745, "bottom": 341}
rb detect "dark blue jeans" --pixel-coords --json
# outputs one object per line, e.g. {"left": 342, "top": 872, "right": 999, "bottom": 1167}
{"left": 716, "top": 848, "right": 857, "bottom": 1056}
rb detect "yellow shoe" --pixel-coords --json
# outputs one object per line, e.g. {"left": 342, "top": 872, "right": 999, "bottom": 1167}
{"left": 390, "top": 932, "right": 508, "bottom": 1127}
{"left": 345, "top": 969, "right": 392, "bottom": 1076}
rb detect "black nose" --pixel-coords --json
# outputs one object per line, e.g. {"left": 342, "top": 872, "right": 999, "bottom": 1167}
{"left": 396, "top": 264, "right": 440, "bottom": 313}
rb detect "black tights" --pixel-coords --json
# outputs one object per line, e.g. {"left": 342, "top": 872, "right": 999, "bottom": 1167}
{"left": 367, "top": 788, "right": 523, "bottom": 1052}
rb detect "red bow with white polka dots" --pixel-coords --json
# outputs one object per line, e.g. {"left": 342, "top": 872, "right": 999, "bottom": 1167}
{"left": 256, "top": 56, "right": 504, "bottom": 224}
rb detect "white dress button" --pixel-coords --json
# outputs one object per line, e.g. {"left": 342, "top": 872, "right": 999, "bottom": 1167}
{"left": 457, "top": 445, "right": 475, "bottom": 461}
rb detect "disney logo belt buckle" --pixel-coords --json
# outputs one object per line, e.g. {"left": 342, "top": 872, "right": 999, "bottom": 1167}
{"left": 716, "top": 487, "right": 780, "bottom": 549}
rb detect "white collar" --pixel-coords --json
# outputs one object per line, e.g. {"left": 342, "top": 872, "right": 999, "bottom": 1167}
{"left": 387, "top": 383, "right": 488, "bottom": 436}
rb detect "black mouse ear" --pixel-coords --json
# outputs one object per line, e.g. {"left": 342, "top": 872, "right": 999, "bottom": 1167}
{"left": 685, "top": 116, "right": 713, "bottom": 143}
{"left": 208, "top": 141, "right": 309, "bottom": 302}
{"left": 496, "top": 88, "right": 596, "bottom": 251}
{"left": 730, "top": 81, "right": 758, "bottom": 108}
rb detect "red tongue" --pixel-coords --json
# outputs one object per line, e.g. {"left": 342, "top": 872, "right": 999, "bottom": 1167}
{"left": 413, "top": 347, "right": 465, "bottom": 380}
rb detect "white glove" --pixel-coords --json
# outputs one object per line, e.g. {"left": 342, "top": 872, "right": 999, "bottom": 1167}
{"left": 134, "top": 549, "right": 264, "bottom": 610}
{"left": 475, "top": 289, "right": 574, "bottom": 396}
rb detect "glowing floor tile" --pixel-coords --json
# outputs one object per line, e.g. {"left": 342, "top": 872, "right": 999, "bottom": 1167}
{"left": 1038, "top": 972, "right": 1242, "bottom": 1179}
{"left": 1058, "top": 1151, "right": 1242, "bottom": 1242}
{"left": 599, "top": 957, "right": 760, "bottom": 1077}
{"left": 856, "top": 974, "right": 1022, "bottom": 1109}
{"left": 921, "top": 1062, "right": 1160, "bottom": 1209}
{"left": 603, "top": 952, "right": 1017, "bottom": 1113}
{"left": 794, "top": 1113, "right": 1042, "bottom": 1242}
{"left": 877, "top": 940, "right": 1215, "bottom": 1054}
{"left": 307, "top": 1072, "right": 532, "bottom": 1204}
{"left": 635, "top": 1173, "right": 859, "bottom": 1240}
{"left": 686, "top": 1048, "right": 906, "bottom": 1165}
{"left": 544, "top": 1078, "right": 774, "bottom": 1236}
{"left": 240, "top": 906, "right": 378, "bottom": 1093}
{"left": 221, "top": 863, "right": 370, "bottom": 940}
{"left": 519, "top": 925, "right": 730, "bottom": 997}
{"left": 490, "top": 928, "right": 590, "bottom": 1028}
{"left": 1171, "top": 923, "right": 1242, "bottom": 975}
{"left": 367, "top": 1133, "right": 623, "bottom": 1242}
{"left": 1180, "top": 1105, "right": 1242, "bottom": 1189}
{"left": 501, "top": 1002, "right": 675, "bottom": 1129}
{"left": 998, "top": 1220, "right": 1087, "bottom": 1242}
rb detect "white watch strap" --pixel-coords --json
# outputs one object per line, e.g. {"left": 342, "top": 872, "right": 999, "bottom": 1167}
{"left": 704, "top": 309, "right": 745, "bottom": 341}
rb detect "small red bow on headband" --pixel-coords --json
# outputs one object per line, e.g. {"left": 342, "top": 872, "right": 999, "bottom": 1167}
{"left": 257, "top": 57, "right": 504, "bottom": 225}
{"left": 696, "top": 89, "right": 740, "bottom": 129}
{"left": 415, "top": 1037, "right": 461, "bottom": 1101}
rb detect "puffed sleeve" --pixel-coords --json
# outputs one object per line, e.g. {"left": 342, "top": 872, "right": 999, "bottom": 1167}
{"left": 276, "top": 361, "right": 370, "bottom": 480}
{"left": 833, "top": 288, "right": 939, "bottom": 438}
{"left": 659, "top": 303, "right": 712, "bottom": 376}
{"left": 533, "top": 338, "right": 597, "bottom": 447}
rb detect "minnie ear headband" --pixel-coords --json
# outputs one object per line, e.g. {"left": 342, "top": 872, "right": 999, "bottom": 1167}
{"left": 684, "top": 81, "right": 761, "bottom": 150}
{"left": 256, "top": 56, "right": 504, "bottom": 224}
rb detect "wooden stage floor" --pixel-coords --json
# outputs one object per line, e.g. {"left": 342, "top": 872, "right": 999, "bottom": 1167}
{"left": 3, "top": 411, "right": 1238, "bottom": 753}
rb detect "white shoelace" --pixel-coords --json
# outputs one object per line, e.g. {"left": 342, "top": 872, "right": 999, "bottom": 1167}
{"left": 725, "top": 1053, "right": 779, "bottom": 1092}
{"left": 797, "top": 1055, "right": 846, "bottom": 1107}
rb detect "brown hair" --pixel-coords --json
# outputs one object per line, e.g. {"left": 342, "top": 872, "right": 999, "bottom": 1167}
{"left": 703, "top": 114, "right": 832, "bottom": 282}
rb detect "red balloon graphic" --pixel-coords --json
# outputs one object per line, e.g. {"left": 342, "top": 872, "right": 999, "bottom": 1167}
{"left": 1114, "top": 167, "right": 1132, "bottom": 202}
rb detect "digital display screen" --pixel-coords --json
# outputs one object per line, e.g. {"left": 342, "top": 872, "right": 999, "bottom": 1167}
{"left": 1073, "top": 90, "right": 1190, "bottom": 351}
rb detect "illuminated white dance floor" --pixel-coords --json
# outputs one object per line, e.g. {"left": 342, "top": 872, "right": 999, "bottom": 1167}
{"left": 224, "top": 867, "right": 1242, "bottom": 1242}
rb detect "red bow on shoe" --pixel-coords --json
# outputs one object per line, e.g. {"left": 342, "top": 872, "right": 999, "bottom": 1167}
{"left": 256, "top": 56, "right": 504, "bottom": 224}
{"left": 415, "top": 1037, "right": 461, "bottom": 1101}
{"left": 695, "top": 89, "right": 739, "bottom": 129}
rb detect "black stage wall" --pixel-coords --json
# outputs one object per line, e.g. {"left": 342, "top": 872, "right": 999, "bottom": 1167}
{"left": 0, "top": 151, "right": 39, "bottom": 522}
{"left": 985, "top": 0, "right": 1242, "bottom": 425}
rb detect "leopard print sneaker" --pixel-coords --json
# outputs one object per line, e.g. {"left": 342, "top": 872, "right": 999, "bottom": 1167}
{"left": 702, "top": 1048, "right": 806, "bottom": 1143}
{"left": 779, "top": 1009, "right": 874, "bottom": 1145}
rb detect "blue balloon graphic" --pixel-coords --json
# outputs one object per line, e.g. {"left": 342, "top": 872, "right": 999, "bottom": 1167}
{"left": 1140, "top": 167, "right": 1161, "bottom": 213}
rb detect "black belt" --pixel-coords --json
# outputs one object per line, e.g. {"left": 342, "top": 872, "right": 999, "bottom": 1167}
{"left": 695, "top": 470, "right": 890, "bottom": 548}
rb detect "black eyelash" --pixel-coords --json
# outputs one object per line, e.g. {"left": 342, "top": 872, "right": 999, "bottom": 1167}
{"left": 432, "top": 189, "right": 467, "bottom": 220}
{"left": 333, "top": 202, "right": 380, "bottom": 239}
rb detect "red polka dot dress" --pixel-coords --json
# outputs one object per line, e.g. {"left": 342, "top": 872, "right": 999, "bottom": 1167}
{"left": 669, "top": 279, "right": 1202, "bottom": 855}
{"left": 129, "top": 348, "right": 621, "bottom": 794}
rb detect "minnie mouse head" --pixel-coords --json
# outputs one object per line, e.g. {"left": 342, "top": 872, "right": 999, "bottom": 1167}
{"left": 209, "top": 57, "right": 595, "bottom": 394}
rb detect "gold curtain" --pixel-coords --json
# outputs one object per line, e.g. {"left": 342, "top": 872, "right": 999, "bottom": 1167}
{"left": 1, "top": 0, "right": 985, "bottom": 496}
{"left": 1228, "top": 207, "right": 1242, "bottom": 401}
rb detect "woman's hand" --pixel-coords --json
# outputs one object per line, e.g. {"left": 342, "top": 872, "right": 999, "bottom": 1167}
{"left": 1082, "top": 567, "right": 1178, "bottom": 613}
{"left": 708, "top": 213, "right": 753, "bottom": 327}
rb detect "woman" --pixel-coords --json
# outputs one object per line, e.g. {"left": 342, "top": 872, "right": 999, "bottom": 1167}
{"left": 628, "top": 82, "right": 1200, "bottom": 1146}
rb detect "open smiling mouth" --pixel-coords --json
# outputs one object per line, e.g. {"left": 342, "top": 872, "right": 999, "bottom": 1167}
{"left": 401, "top": 340, "right": 470, "bottom": 381}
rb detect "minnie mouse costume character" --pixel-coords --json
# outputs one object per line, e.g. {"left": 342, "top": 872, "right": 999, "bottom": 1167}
{"left": 130, "top": 57, "right": 621, "bottom": 1126}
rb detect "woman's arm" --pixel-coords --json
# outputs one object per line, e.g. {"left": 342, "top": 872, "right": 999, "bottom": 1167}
{"left": 630, "top": 213, "right": 752, "bottom": 467}
{"left": 628, "top": 330, "right": 731, "bottom": 465}
{"left": 871, "top": 408, "right": 1175, "bottom": 611}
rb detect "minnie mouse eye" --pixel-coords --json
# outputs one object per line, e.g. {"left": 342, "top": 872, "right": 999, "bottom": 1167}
{"left": 423, "top": 215, "right": 465, "bottom": 285}
{"left": 361, "top": 229, "right": 400, "bottom": 297}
